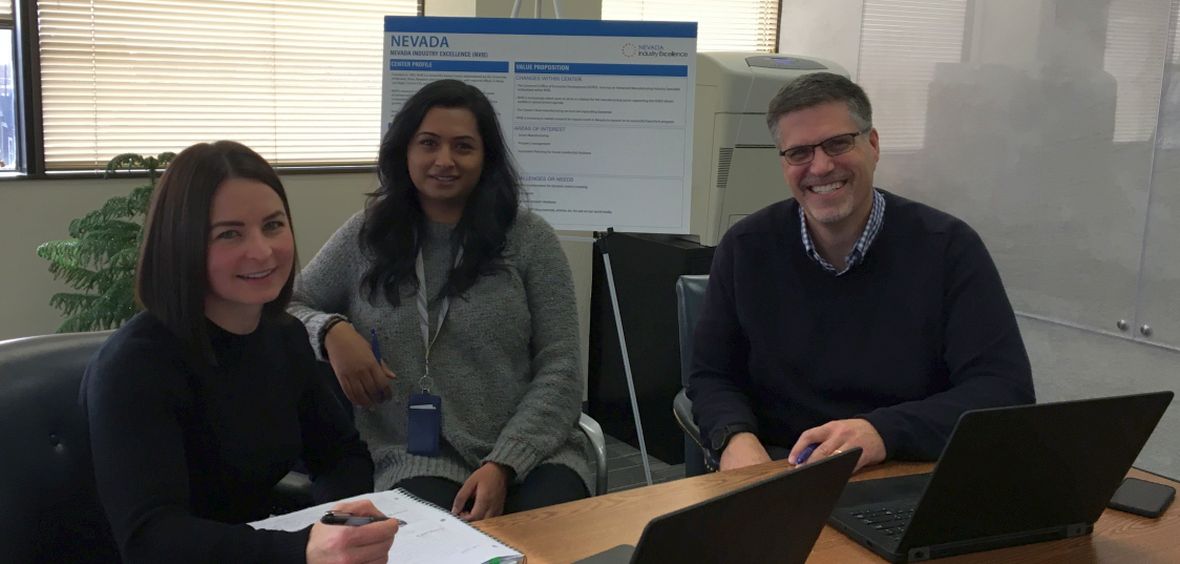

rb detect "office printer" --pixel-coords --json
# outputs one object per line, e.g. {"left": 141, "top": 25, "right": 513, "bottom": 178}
{"left": 691, "top": 52, "right": 848, "bottom": 245}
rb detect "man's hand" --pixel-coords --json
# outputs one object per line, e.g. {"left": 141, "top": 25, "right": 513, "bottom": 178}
{"left": 788, "top": 418, "right": 886, "bottom": 472}
{"left": 718, "top": 432, "right": 772, "bottom": 471}
{"left": 306, "top": 499, "right": 399, "bottom": 564}
{"left": 323, "top": 322, "right": 396, "bottom": 407}
{"left": 452, "top": 462, "right": 512, "bottom": 521}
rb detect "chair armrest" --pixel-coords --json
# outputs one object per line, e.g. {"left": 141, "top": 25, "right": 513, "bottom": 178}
{"left": 673, "top": 389, "right": 718, "bottom": 472}
{"left": 673, "top": 388, "right": 701, "bottom": 447}
{"left": 578, "top": 413, "right": 609, "bottom": 496}
{"left": 270, "top": 470, "right": 314, "bottom": 514}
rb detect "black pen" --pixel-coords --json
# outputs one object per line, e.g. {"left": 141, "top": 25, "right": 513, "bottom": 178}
{"left": 321, "top": 510, "right": 406, "bottom": 527}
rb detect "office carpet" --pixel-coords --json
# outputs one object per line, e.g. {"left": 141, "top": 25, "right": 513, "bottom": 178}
{"left": 605, "top": 434, "right": 686, "bottom": 493}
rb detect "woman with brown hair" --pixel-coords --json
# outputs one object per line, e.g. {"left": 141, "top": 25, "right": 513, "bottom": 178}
{"left": 83, "top": 141, "right": 398, "bottom": 563}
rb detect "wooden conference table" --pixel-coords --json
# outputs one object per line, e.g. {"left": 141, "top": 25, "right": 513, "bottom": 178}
{"left": 476, "top": 459, "right": 1180, "bottom": 563}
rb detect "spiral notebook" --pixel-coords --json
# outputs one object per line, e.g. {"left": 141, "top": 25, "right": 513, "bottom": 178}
{"left": 250, "top": 488, "right": 524, "bottom": 564}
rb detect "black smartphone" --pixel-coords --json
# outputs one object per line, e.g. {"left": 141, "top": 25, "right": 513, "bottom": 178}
{"left": 1108, "top": 477, "right": 1175, "bottom": 518}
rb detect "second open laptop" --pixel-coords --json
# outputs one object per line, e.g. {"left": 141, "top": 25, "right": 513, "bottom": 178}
{"left": 828, "top": 391, "right": 1173, "bottom": 562}
{"left": 575, "top": 447, "right": 860, "bottom": 564}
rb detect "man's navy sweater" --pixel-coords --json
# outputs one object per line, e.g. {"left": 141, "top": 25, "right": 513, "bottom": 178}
{"left": 688, "top": 190, "right": 1035, "bottom": 460}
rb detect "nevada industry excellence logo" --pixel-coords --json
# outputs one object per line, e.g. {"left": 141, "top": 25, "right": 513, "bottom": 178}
{"left": 622, "top": 42, "right": 637, "bottom": 57}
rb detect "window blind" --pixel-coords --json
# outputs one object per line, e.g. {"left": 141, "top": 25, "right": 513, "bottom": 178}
{"left": 1171, "top": 0, "right": 1180, "bottom": 63}
{"left": 1104, "top": 0, "right": 1169, "bottom": 142}
{"left": 36, "top": 0, "right": 417, "bottom": 170}
{"left": 857, "top": 0, "right": 968, "bottom": 152}
{"left": 601, "top": 0, "right": 778, "bottom": 53}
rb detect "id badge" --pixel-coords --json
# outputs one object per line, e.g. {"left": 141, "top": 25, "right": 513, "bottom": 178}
{"left": 406, "top": 392, "right": 442, "bottom": 456}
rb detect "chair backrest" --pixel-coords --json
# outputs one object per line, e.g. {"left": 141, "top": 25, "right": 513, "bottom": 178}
{"left": 675, "top": 275, "right": 709, "bottom": 387}
{"left": 0, "top": 331, "right": 120, "bottom": 563}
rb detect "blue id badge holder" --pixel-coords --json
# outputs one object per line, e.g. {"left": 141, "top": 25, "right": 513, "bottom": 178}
{"left": 409, "top": 252, "right": 453, "bottom": 458}
{"left": 406, "top": 391, "right": 442, "bottom": 456}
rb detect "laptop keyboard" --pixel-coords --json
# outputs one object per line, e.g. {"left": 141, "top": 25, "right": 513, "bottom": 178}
{"left": 850, "top": 503, "right": 917, "bottom": 538}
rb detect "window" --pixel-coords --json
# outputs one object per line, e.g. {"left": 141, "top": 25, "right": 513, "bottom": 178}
{"left": 857, "top": 0, "right": 1169, "bottom": 149}
{"left": 0, "top": 1, "right": 15, "bottom": 171}
{"left": 857, "top": 0, "right": 969, "bottom": 152}
{"left": 34, "top": 0, "right": 418, "bottom": 171}
{"left": 1104, "top": 0, "right": 1169, "bottom": 142}
{"left": 601, "top": 0, "right": 779, "bottom": 53}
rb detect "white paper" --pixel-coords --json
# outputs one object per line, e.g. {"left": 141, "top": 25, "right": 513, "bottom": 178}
{"left": 250, "top": 489, "right": 523, "bottom": 564}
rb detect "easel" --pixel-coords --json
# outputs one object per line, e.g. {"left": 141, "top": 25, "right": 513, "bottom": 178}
{"left": 509, "top": 0, "right": 655, "bottom": 487}
{"left": 593, "top": 229, "right": 655, "bottom": 486}
{"left": 510, "top": 0, "right": 563, "bottom": 19}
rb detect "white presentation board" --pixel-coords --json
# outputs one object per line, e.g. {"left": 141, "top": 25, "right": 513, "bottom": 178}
{"left": 382, "top": 16, "right": 697, "bottom": 233}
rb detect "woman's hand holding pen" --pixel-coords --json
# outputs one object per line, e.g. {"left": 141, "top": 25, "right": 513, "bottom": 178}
{"left": 307, "top": 499, "right": 399, "bottom": 564}
{"left": 324, "top": 322, "right": 396, "bottom": 407}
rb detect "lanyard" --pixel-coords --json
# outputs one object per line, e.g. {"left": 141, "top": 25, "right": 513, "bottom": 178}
{"left": 414, "top": 246, "right": 462, "bottom": 393}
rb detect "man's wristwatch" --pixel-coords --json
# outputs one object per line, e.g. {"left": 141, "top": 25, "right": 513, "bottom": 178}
{"left": 708, "top": 423, "right": 754, "bottom": 456}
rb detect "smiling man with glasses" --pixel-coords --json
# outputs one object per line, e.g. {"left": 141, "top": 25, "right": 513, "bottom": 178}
{"left": 687, "top": 72, "right": 1035, "bottom": 477}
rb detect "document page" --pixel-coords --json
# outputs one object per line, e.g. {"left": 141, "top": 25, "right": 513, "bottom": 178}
{"left": 250, "top": 489, "right": 524, "bottom": 564}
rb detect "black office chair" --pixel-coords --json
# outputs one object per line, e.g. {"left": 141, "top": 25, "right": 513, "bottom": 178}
{"left": 672, "top": 274, "right": 716, "bottom": 476}
{"left": 0, "top": 331, "right": 120, "bottom": 563}
{"left": 0, "top": 329, "right": 325, "bottom": 562}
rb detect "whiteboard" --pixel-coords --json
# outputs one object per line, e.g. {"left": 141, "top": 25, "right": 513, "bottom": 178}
{"left": 382, "top": 16, "right": 697, "bottom": 234}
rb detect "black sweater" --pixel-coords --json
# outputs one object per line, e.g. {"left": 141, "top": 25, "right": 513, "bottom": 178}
{"left": 83, "top": 311, "right": 373, "bottom": 563}
{"left": 689, "top": 191, "right": 1036, "bottom": 460}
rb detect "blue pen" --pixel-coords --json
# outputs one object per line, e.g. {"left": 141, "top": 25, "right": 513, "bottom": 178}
{"left": 369, "top": 328, "right": 382, "bottom": 364}
{"left": 795, "top": 443, "right": 821, "bottom": 465}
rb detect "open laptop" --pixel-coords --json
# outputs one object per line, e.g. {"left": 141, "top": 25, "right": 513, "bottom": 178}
{"left": 828, "top": 391, "right": 1173, "bottom": 562}
{"left": 574, "top": 447, "right": 860, "bottom": 564}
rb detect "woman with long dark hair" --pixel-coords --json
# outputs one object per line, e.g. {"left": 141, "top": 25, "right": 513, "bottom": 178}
{"left": 290, "top": 80, "right": 591, "bottom": 520}
{"left": 84, "top": 141, "right": 398, "bottom": 562}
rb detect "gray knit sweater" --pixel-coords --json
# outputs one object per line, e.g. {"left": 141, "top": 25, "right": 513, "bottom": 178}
{"left": 289, "top": 208, "right": 593, "bottom": 495}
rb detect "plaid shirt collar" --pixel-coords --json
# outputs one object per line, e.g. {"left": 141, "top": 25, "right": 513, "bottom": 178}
{"left": 798, "top": 189, "right": 886, "bottom": 276}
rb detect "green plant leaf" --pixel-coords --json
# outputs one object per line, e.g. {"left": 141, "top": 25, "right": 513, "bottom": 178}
{"left": 104, "top": 153, "right": 147, "bottom": 176}
{"left": 128, "top": 184, "right": 154, "bottom": 211}
{"left": 49, "top": 292, "right": 99, "bottom": 317}
{"left": 110, "top": 246, "right": 140, "bottom": 270}
{"left": 36, "top": 239, "right": 79, "bottom": 262}
{"left": 43, "top": 151, "right": 172, "bottom": 332}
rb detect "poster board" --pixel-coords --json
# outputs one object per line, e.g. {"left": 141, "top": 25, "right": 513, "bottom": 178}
{"left": 382, "top": 16, "right": 697, "bottom": 233}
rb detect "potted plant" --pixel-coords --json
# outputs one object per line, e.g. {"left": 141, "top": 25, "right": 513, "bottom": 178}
{"left": 36, "top": 152, "right": 175, "bottom": 332}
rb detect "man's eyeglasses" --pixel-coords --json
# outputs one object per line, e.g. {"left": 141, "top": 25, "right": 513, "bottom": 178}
{"left": 777, "top": 128, "right": 870, "bottom": 166}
